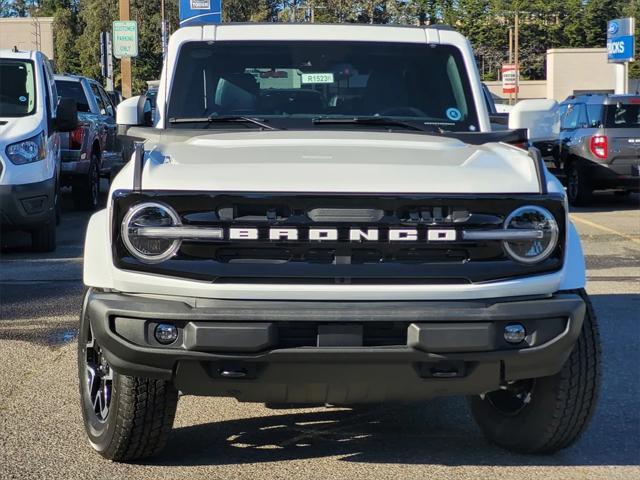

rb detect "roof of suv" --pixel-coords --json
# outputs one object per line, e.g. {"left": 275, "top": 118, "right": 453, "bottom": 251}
{"left": 54, "top": 74, "right": 87, "bottom": 82}
{"left": 563, "top": 93, "right": 640, "bottom": 105}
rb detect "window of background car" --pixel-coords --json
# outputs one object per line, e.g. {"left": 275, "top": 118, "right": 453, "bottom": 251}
{"left": 586, "top": 104, "right": 603, "bottom": 128}
{"left": 604, "top": 102, "right": 640, "bottom": 128}
{"left": 0, "top": 59, "right": 36, "bottom": 117}
{"left": 167, "top": 41, "right": 479, "bottom": 131}
{"left": 55, "top": 80, "right": 91, "bottom": 112}
{"left": 561, "top": 103, "right": 586, "bottom": 130}
{"left": 90, "top": 83, "right": 107, "bottom": 115}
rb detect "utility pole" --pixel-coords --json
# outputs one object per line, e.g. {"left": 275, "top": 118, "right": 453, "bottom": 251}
{"left": 514, "top": 11, "right": 519, "bottom": 103}
{"left": 119, "top": 0, "right": 132, "bottom": 98}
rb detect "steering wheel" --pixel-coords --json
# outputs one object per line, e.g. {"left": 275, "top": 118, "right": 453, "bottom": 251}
{"left": 376, "top": 106, "right": 427, "bottom": 117}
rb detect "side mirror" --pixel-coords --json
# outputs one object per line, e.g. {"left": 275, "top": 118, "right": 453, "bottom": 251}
{"left": 509, "top": 99, "right": 559, "bottom": 143}
{"left": 55, "top": 97, "right": 78, "bottom": 132}
{"left": 116, "top": 95, "right": 153, "bottom": 127}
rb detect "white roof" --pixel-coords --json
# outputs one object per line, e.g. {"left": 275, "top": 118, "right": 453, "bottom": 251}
{"left": 0, "top": 48, "right": 38, "bottom": 61}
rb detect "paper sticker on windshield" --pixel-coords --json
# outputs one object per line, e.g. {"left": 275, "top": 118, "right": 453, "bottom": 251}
{"left": 301, "top": 73, "right": 335, "bottom": 84}
{"left": 446, "top": 108, "right": 462, "bottom": 121}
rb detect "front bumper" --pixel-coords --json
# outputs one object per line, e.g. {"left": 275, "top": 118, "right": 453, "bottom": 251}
{"left": 85, "top": 289, "right": 586, "bottom": 404}
{"left": 0, "top": 177, "right": 55, "bottom": 230}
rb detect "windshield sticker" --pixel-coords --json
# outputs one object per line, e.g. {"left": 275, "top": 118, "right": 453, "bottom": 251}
{"left": 446, "top": 108, "right": 462, "bottom": 121}
{"left": 18, "top": 96, "right": 27, "bottom": 102}
{"left": 301, "top": 73, "right": 335, "bottom": 84}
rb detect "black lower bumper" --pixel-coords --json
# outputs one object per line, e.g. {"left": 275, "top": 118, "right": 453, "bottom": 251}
{"left": 85, "top": 289, "right": 586, "bottom": 403}
{"left": 583, "top": 160, "right": 640, "bottom": 190}
{"left": 0, "top": 177, "right": 55, "bottom": 230}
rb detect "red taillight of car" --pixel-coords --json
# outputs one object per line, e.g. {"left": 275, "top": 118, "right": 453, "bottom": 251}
{"left": 589, "top": 135, "right": 608, "bottom": 160}
{"left": 70, "top": 127, "right": 84, "bottom": 149}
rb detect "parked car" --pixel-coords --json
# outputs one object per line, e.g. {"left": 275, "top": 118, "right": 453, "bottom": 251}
{"left": 80, "top": 23, "right": 599, "bottom": 461}
{"left": 0, "top": 48, "right": 77, "bottom": 251}
{"left": 54, "top": 74, "right": 122, "bottom": 210}
{"left": 553, "top": 93, "right": 640, "bottom": 205}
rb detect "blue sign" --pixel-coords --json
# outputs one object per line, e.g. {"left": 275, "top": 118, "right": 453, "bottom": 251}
{"left": 607, "top": 18, "right": 635, "bottom": 63}
{"left": 179, "top": 0, "right": 221, "bottom": 26}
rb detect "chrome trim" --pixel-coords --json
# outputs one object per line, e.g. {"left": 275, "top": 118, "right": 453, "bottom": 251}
{"left": 132, "top": 226, "right": 224, "bottom": 240}
{"left": 462, "top": 229, "right": 544, "bottom": 241}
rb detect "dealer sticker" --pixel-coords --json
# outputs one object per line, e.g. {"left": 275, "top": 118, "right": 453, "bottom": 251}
{"left": 301, "top": 73, "right": 335, "bottom": 84}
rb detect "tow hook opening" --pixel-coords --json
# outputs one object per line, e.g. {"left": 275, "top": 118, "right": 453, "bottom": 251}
{"left": 415, "top": 360, "right": 470, "bottom": 379}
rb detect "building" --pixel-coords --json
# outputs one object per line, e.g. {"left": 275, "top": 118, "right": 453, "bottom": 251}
{"left": 486, "top": 47, "right": 622, "bottom": 103}
{"left": 0, "top": 17, "right": 54, "bottom": 59}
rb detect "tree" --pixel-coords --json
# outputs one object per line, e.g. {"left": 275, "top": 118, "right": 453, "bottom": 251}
{"left": 52, "top": 8, "right": 80, "bottom": 73}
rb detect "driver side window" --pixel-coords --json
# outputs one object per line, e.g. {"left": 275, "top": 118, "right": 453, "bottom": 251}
{"left": 90, "top": 83, "right": 106, "bottom": 115}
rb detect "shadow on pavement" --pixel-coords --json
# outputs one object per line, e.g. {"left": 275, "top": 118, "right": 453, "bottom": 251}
{"left": 145, "top": 293, "right": 639, "bottom": 469}
{"left": 570, "top": 192, "right": 639, "bottom": 214}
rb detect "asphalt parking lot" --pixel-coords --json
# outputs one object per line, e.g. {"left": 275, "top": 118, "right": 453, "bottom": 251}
{"left": 0, "top": 190, "right": 638, "bottom": 480}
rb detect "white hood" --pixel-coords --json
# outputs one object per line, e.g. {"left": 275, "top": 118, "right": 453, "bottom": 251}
{"left": 133, "top": 131, "right": 540, "bottom": 194}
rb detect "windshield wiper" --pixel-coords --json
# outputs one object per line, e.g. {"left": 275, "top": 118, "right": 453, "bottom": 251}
{"left": 168, "top": 115, "right": 278, "bottom": 130}
{"left": 312, "top": 116, "right": 443, "bottom": 133}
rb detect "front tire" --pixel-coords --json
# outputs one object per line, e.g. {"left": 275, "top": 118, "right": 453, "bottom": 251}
{"left": 78, "top": 290, "right": 178, "bottom": 461}
{"left": 468, "top": 289, "right": 601, "bottom": 454}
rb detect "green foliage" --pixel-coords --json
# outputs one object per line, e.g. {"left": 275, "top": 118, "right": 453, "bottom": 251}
{"left": 52, "top": 8, "right": 80, "bottom": 73}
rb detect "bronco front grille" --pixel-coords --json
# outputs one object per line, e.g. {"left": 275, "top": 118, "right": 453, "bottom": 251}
{"left": 112, "top": 191, "right": 566, "bottom": 284}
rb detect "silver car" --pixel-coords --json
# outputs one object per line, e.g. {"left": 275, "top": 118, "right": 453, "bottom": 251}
{"left": 552, "top": 94, "right": 640, "bottom": 205}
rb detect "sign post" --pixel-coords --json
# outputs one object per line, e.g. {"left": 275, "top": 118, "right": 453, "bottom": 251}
{"left": 607, "top": 17, "right": 635, "bottom": 95}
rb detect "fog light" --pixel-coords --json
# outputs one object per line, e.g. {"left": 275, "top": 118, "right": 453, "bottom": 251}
{"left": 155, "top": 324, "right": 178, "bottom": 344}
{"left": 504, "top": 323, "right": 526, "bottom": 344}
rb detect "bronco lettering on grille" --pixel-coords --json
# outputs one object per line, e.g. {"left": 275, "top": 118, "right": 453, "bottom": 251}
{"left": 228, "top": 227, "right": 458, "bottom": 242}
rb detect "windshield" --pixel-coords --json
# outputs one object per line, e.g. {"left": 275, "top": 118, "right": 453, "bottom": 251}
{"left": 55, "top": 80, "right": 91, "bottom": 112}
{"left": 0, "top": 59, "right": 36, "bottom": 117}
{"left": 167, "top": 41, "right": 479, "bottom": 132}
{"left": 603, "top": 101, "right": 640, "bottom": 129}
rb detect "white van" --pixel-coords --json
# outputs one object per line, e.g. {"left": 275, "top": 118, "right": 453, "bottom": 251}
{"left": 0, "top": 48, "right": 77, "bottom": 251}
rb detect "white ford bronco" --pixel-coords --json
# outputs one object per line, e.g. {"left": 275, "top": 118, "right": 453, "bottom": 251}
{"left": 80, "top": 23, "right": 600, "bottom": 461}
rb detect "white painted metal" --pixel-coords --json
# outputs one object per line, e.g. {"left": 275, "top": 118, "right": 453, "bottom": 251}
{"left": 109, "top": 131, "right": 541, "bottom": 194}
{"left": 84, "top": 23, "right": 588, "bottom": 301}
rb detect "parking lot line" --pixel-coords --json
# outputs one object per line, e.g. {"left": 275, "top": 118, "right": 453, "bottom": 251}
{"left": 570, "top": 214, "right": 640, "bottom": 244}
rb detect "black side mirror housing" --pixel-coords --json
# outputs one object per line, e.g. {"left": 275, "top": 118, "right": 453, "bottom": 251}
{"left": 56, "top": 97, "right": 78, "bottom": 132}
{"left": 136, "top": 94, "right": 154, "bottom": 127}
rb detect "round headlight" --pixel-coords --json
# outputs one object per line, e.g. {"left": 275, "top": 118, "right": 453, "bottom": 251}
{"left": 503, "top": 206, "right": 559, "bottom": 264}
{"left": 121, "top": 202, "right": 181, "bottom": 263}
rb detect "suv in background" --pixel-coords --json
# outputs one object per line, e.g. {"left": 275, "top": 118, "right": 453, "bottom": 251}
{"left": 552, "top": 94, "right": 640, "bottom": 205}
{"left": 54, "top": 75, "right": 122, "bottom": 210}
